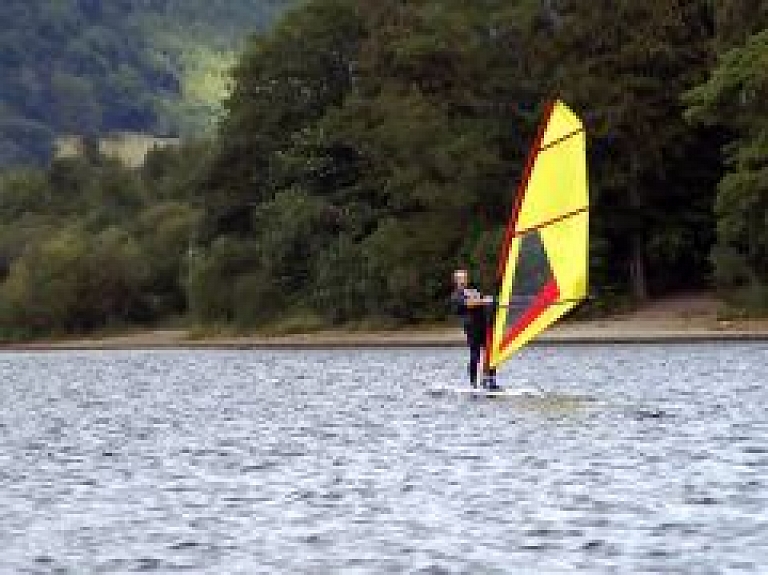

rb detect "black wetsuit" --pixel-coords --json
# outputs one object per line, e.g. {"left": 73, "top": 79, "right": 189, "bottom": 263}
{"left": 451, "top": 286, "right": 496, "bottom": 386}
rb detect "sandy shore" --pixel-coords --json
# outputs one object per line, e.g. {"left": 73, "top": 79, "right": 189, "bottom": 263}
{"left": 3, "top": 317, "right": 768, "bottom": 351}
{"left": 1, "top": 295, "right": 766, "bottom": 351}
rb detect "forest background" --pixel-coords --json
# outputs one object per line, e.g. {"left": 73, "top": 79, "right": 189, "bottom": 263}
{"left": 0, "top": 0, "right": 766, "bottom": 339}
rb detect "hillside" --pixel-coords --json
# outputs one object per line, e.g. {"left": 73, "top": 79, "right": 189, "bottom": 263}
{"left": 0, "top": 0, "right": 293, "bottom": 167}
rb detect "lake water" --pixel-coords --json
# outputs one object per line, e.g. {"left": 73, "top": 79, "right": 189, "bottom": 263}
{"left": 0, "top": 344, "right": 766, "bottom": 574}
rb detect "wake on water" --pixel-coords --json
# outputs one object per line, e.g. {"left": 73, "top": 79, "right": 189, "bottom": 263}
{"left": 426, "top": 385, "right": 596, "bottom": 410}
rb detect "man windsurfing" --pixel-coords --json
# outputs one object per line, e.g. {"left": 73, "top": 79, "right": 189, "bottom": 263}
{"left": 451, "top": 268, "right": 499, "bottom": 390}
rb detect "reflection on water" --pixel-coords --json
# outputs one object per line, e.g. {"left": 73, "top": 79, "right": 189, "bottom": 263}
{"left": 0, "top": 344, "right": 766, "bottom": 574}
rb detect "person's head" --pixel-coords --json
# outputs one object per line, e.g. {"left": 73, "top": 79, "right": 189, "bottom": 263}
{"left": 453, "top": 268, "right": 468, "bottom": 288}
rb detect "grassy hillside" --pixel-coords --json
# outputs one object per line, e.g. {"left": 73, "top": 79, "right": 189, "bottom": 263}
{"left": 0, "top": 0, "right": 293, "bottom": 167}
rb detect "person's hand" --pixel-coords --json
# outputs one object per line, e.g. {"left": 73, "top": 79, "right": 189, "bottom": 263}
{"left": 465, "top": 294, "right": 491, "bottom": 307}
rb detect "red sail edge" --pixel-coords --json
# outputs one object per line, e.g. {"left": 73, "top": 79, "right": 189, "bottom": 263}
{"left": 485, "top": 100, "right": 557, "bottom": 370}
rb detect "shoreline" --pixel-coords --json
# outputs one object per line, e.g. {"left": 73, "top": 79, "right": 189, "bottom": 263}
{"left": 2, "top": 318, "right": 768, "bottom": 352}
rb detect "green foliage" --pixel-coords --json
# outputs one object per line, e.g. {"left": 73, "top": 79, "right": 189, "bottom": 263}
{"left": 0, "top": 226, "right": 148, "bottom": 336}
{"left": 0, "top": 0, "right": 294, "bottom": 167}
{"left": 198, "top": 0, "right": 545, "bottom": 326}
{"left": 194, "top": 0, "right": 728, "bottom": 327}
{"left": 547, "top": 0, "right": 718, "bottom": 298}
{"left": 0, "top": 138, "right": 211, "bottom": 338}
{"left": 311, "top": 235, "right": 370, "bottom": 323}
{"left": 685, "top": 28, "right": 768, "bottom": 301}
{"left": 186, "top": 236, "right": 261, "bottom": 324}
{"left": 0, "top": 118, "right": 54, "bottom": 166}
{"left": 713, "top": 0, "right": 768, "bottom": 50}
{"left": 2, "top": 0, "right": 768, "bottom": 337}
{"left": 136, "top": 201, "right": 202, "bottom": 316}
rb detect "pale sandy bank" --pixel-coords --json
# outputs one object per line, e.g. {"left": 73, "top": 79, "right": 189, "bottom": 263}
{"left": 2, "top": 294, "right": 767, "bottom": 351}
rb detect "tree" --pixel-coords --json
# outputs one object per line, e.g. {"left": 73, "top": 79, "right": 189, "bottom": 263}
{"left": 548, "top": 0, "right": 717, "bottom": 299}
{"left": 0, "top": 226, "right": 147, "bottom": 335}
{"left": 685, "top": 28, "right": 768, "bottom": 298}
{"left": 713, "top": 0, "right": 768, "bottom": 49}
{"left": 202, "top": 0, "right": 365, "bottom": 238}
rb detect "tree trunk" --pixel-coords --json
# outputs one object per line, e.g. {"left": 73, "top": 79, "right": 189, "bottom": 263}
{"left": 629, "top": 234, "right": 648, "bottom": 301}
{"left": 627, "top": 175, "right": 649, "bottom": 301}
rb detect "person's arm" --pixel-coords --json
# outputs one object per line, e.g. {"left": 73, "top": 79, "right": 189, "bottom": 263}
{"left": 453, "top": 288, "right": 492, "bottom": 310}
{"left": 465, "top": 297, "right": 489, "bottom": 308}
{"left": 465, "top": 290, "right": 494, "bottom": 307}
{"left": 451, "top": 290, "right": 468, "bottom": 315}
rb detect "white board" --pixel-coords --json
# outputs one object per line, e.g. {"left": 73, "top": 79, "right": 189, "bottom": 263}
{"left": 426, "top": 386, "right": 541, "bottom": 398}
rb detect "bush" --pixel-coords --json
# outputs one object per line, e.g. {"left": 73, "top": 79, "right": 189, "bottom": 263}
{"left": 186, "top": 236, "right": 260, "bottom": 323}
{"left": 0, "top": 226, "right": 148, "bottom": 336}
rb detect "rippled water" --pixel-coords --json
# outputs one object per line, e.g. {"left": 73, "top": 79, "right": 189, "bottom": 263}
{"left": 0, "top": 344, "right": 766, "bottom": 574}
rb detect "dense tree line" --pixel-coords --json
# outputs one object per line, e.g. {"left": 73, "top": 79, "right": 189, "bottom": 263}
{"left": 0, "top": 143, "right": 208, "bottom": 338}
{"left": 195, "top": 0, "right": 763, "bottom": 324}
{"left": 0, "top": 0, "right": 291, "bottom": 166}
{"left": 0, "top": 0, "right": 766, "bottom": 338}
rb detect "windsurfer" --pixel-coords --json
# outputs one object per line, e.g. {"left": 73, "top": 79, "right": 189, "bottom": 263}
{"left": 451, "top": 268, "right": 499, "bottom": 390}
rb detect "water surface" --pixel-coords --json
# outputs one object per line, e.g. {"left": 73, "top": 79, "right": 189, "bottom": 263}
{"left": 0, "top": 344, "right": 766, "bottom": 573}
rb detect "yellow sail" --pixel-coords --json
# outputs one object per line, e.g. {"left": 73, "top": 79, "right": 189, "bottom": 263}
{"left": 486, "top": 100, "right": 588, "bottom": 369}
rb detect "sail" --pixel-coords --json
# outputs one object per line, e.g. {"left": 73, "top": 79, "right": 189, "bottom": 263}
{"left": 486, "top": 100, "right": 588, "bottom": 369}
